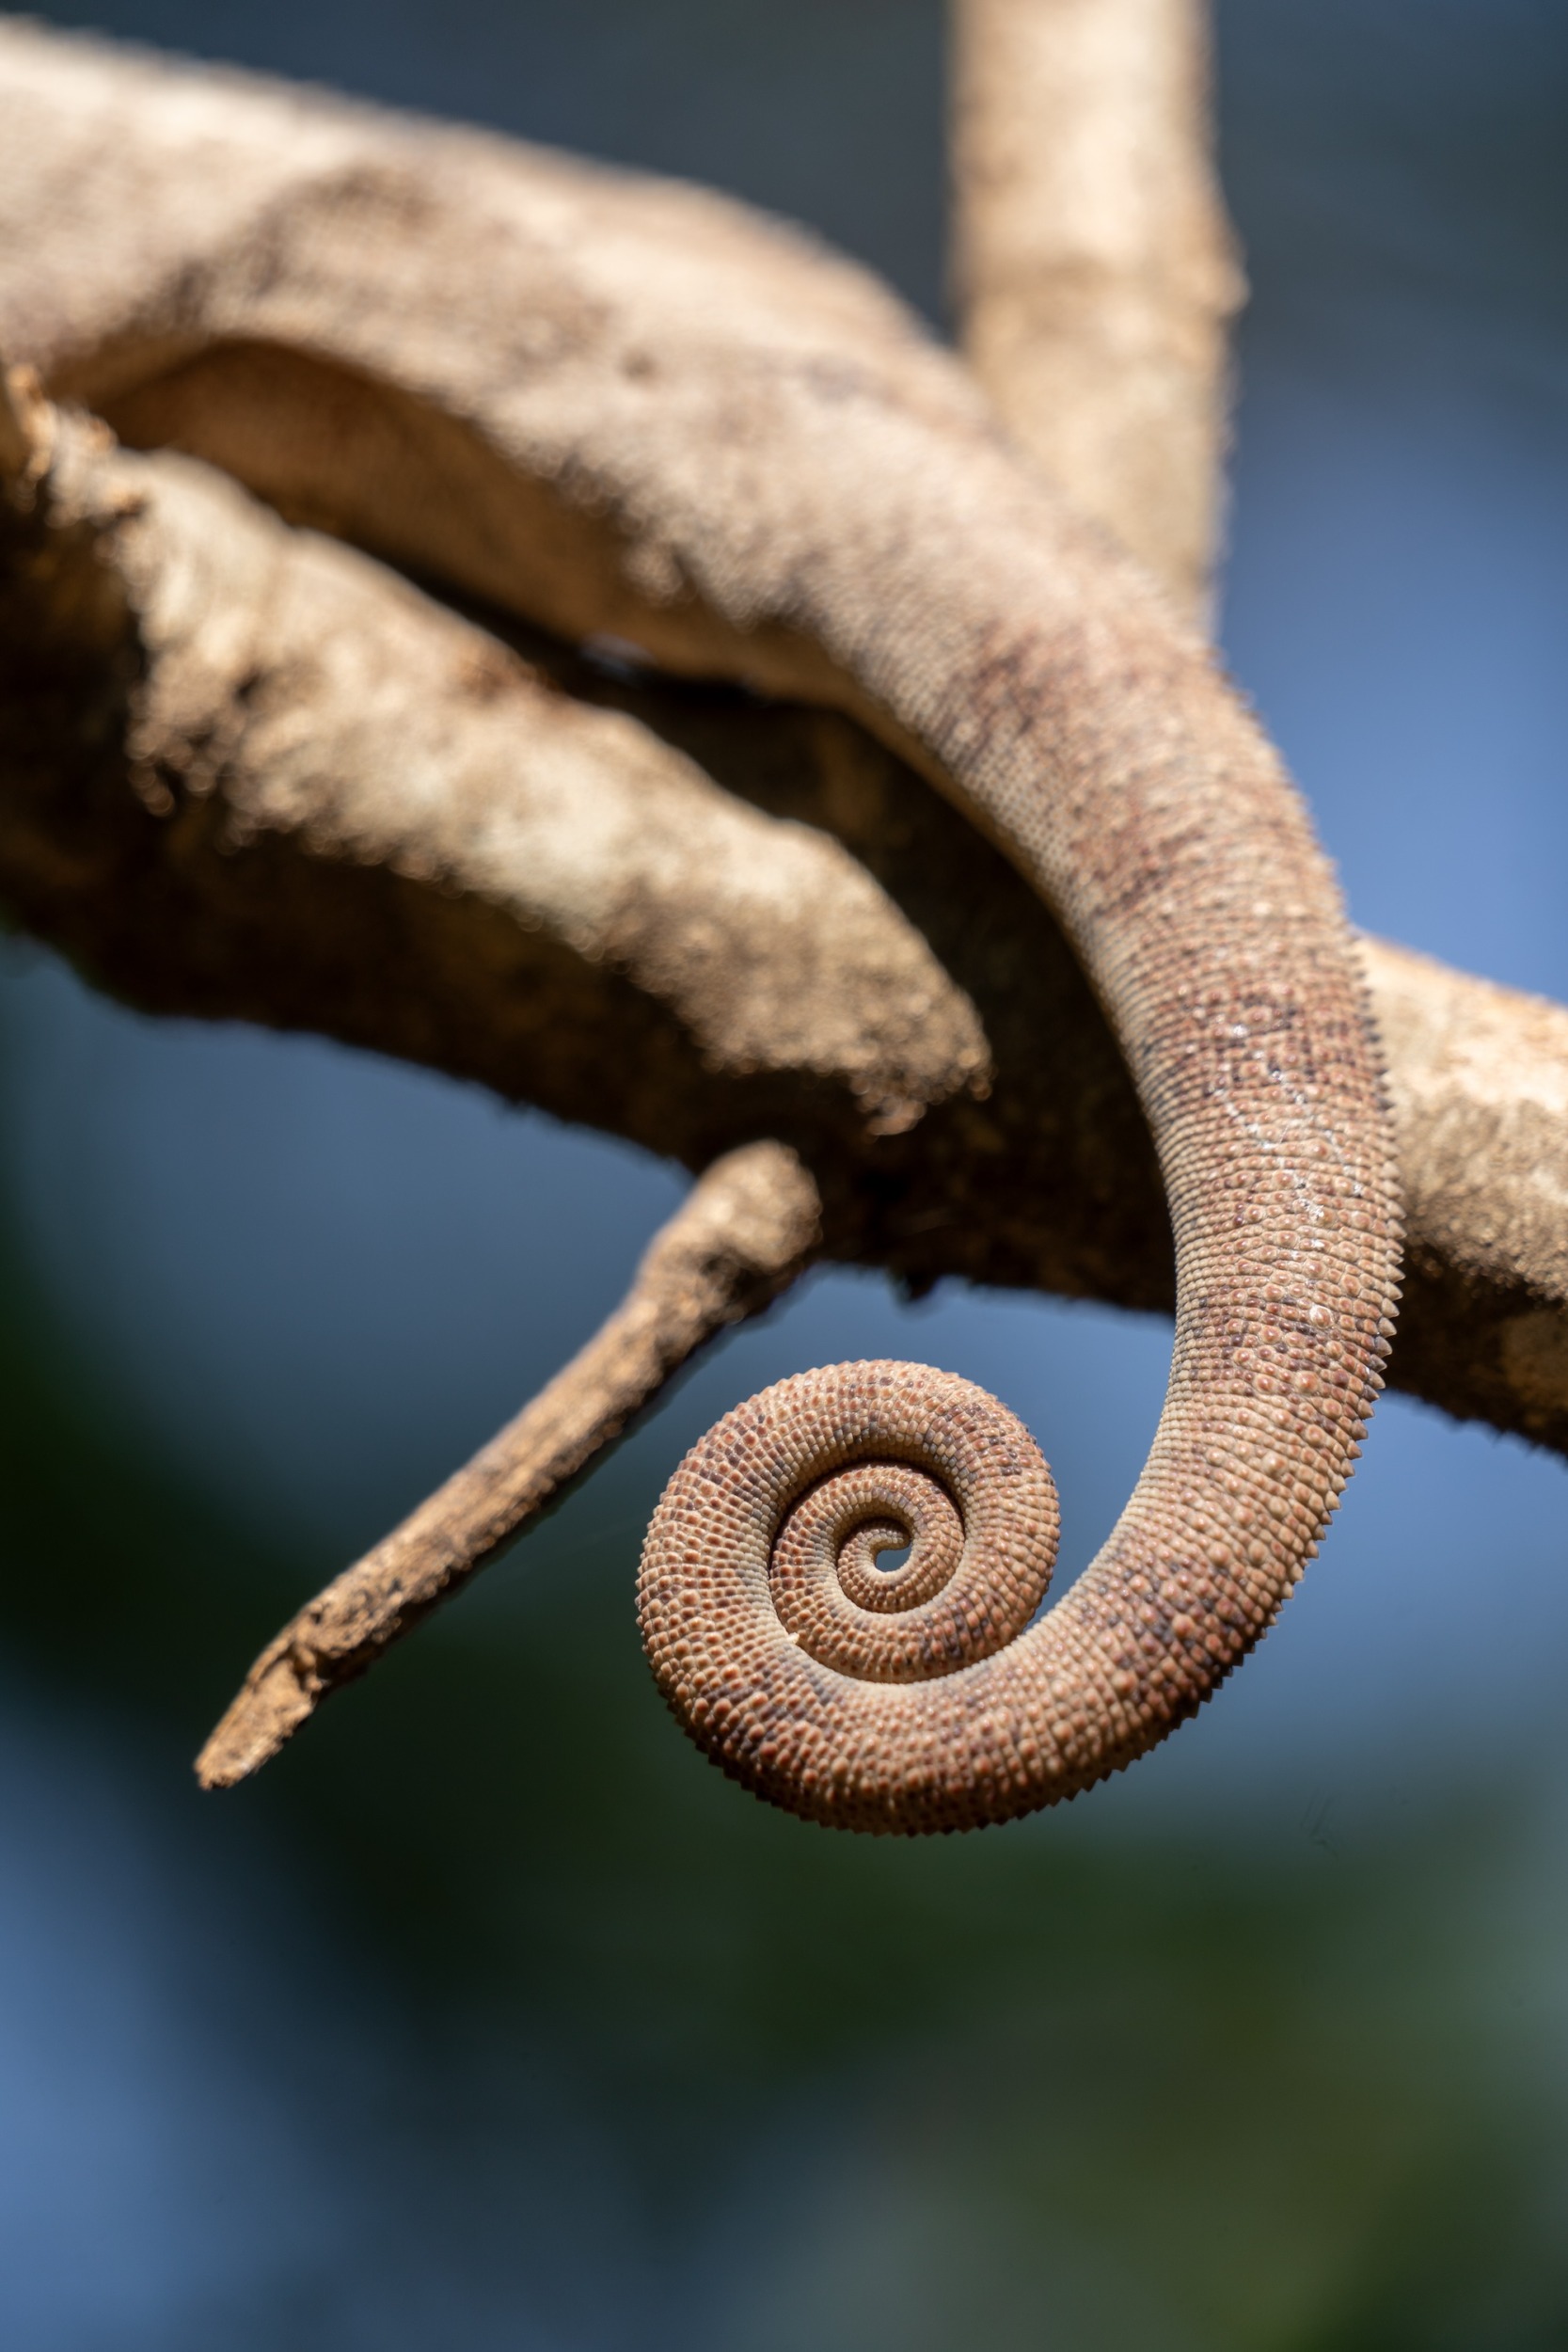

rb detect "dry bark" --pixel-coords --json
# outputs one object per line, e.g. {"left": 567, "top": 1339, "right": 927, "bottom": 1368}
{"left": 196, "top": 1138, "right": 822, "bottom": 1788}
{"left": 949, "top": 0, "right": 1568, "bottom": 1452}
{"left": 1367, "top": 943, "right": 1568, "bottom": 1450}
{"left": 0, "top": 23, "right": 1415, "bottom": 1838}
{"left": 0, "top": 244, "right": 1561, "bottom": 1457}
{"left": 0, "top": 21, "right": 1560, "bottom": 1792}
{"left": 951, "top": 0, "right": 1244, "bottom": 618}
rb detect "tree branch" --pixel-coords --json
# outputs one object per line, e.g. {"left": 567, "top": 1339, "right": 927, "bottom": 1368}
{"left": 949, "top": 0, "right": 1568, "bottom": 1444}
{"left": 5, "top": 375, "right": 1566, "bottom": 1457}
{"left": 0, "top": 24, "right": 1563, "bottom": 1796}
{"left": 951, "top": 0, "right": 1244, "bottom": 618}
{"left": 196, "top": 1138, "right": 821, "bottom": 1786}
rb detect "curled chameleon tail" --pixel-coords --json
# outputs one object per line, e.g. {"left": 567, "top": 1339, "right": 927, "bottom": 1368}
{"left": 0, "top": 26, "right": 1402, "bottom": 1820}
{"left": 640, "top": 1363, "right": 1065, "bottom": 1832}
{"left": 641, "top": 1280, "right": 1391, "bottom": 1835}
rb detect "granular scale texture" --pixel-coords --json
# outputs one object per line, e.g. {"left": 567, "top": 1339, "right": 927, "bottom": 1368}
{"left": 642, "top": 1303, "right": 1388, "bottom": 1834}
{"left": 0, "top": 25, "right": 1406, "bottom": 1827}
{"left": 641, "top": 1363, "right": 1069, "bottom": 1830}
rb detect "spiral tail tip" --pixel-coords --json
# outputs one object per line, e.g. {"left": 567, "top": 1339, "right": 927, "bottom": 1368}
{"left": 638, "top": 1359, "right": 1062, "bottom": 1834}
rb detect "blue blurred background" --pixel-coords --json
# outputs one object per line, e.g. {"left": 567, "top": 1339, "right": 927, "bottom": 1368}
{"left": 2, "top": 2, "right": 1567, "bottom": 2344}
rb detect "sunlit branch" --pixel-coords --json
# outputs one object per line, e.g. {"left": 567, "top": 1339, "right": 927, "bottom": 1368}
{"left": 196, "top": 1140, "right": 822, "bottom": 1788}
{"left": 951, "top": 0, "right": 1243, "bottom": 619}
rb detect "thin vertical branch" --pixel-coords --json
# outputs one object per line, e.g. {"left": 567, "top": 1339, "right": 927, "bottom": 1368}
{"left": 951, "top": 0, "right": 1244, "bottom": 616}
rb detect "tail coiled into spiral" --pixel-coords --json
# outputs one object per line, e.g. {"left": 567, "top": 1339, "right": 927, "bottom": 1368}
{"left": 0, "top": 25, "right": 1403, "bottom": 1824}
{"left": 641, "top": 1269, "right": 1393, "bottom": 1834}
{"left": 641, "top": 1360, "right": 1077, "bottom": 1833}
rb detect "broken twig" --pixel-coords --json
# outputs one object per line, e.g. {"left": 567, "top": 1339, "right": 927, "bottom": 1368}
{"left": 197, "top": 1139, "right": 821, "bottom": 1787}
